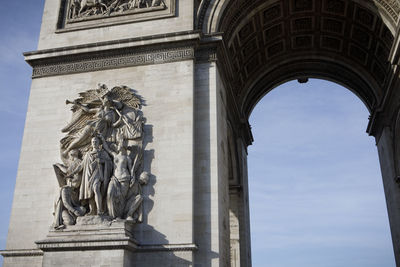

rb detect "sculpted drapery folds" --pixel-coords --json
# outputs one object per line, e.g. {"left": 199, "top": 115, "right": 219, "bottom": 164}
{"left": 53, "top": 84, "right": 148, "bottom": 229}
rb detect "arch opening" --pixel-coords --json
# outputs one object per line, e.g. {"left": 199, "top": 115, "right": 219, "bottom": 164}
{"left": 247, "top": 79, "right": 395, "bottom": 266}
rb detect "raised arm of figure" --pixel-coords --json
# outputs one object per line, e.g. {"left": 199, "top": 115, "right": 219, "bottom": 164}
{"left": 112, "top": 112, "right": 123, "bottom": 128}
{"left": 99, "top": 135, "right": 116, "bottom": 158}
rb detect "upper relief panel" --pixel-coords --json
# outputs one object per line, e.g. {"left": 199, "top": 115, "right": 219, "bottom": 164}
{"left": 58, "top": 0, "right": 174, "bottom": 31}
{"left": 37, "top": 0, "right": 193, "bottom": 50}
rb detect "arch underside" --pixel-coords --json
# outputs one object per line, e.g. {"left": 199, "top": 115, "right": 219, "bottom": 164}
{"left": 199, "top": 0, "right": 397, "bottom": 119}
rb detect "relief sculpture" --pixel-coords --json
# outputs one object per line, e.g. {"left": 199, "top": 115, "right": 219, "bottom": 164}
{"left": 53, "top": 84, "right": 149, "bottom": 229}
{"left": 68, "top": 0, "right": 167, "bottom": 20}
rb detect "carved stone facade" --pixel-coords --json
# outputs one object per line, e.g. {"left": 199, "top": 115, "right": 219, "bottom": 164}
{"left": 4, "top": 0, "right": 400, "bottom": 266}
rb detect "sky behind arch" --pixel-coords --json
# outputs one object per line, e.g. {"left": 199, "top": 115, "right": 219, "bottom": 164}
{"left": 0, "top": 1, "right": 396, "bottom": 267}
{"left": 248, "top": 79, "right": 395, "bottom": 267}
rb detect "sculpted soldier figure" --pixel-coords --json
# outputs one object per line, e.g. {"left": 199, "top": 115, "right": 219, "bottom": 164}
{"left": 124, "top": 171, "right": 149, "bottom": 222}
{"left": 79, "top": 136, "right": 112, "bottom": 215}
{"left": 53, "top": 150, "right": 86, "bottom": 229}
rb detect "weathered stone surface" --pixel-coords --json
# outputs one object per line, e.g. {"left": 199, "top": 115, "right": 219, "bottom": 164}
{"left": 75, "top": 215, "right": 113, "bottom": 226}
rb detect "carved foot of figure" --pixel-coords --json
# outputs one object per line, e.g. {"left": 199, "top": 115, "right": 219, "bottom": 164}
{"left": 126, "top": 216, "right": 133, "bottom": 221}
{"left": 73, "top": 206, "right": 87, "bottom": 217}
{"left": 55, "top": 225, "right": 66, "bottom": 230}
{"left": 87, "top": 210, "right": 96, "bottom": 216}
{"left": 112, "top": 217, "right": 124, "bottom": 222}
{"left": 126, "top": 216, "right": 137, "bottom": 223}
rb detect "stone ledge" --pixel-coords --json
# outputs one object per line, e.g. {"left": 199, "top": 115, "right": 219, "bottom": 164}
{"left": 138, "top": 243, "right": 198, "bottom": 252}
{"left": 0, "top": 249, "right": 44, "bottom": 257}
{"left": 24, "top": 31, "right": 202, "bottom": 61}
{"left": 36, "top": 237, "right": 139, "bottom": 252}
{"left": 22, "top": 32, "right": 225, "bottom": 78}
{"left": 29, "top": 45, "right": 195, "bottom": 78}
{"left": 1, "top": 243, "right": 198, "bottom": 257}
{"left": 31, "top": 219, "right": 198, "bottom": 253}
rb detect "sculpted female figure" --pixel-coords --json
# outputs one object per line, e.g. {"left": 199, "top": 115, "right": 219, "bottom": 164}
{"left": 99, "top": 135, "right": 133, "bottom": 219}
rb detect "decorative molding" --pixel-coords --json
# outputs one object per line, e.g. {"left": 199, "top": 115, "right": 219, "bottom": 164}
{"left": 0, "top": 244, "right": 197, "bottom": 256}
{"left": 35, "top": 239, "right": 197, "bottom": 253}
{"left": 138, "top": 243, "right": 198, "bottom": 252}
{"left": 30, "top": 46, "right": 195, "bottom": 78}
{"left": 197, "top": 0, "right": 212, "bottom": 30}
{"left": 0, "top": 249, "right": 44, "bottom": 257}
{"left": 36, "top": 237, "right": 139, "bottom": 252}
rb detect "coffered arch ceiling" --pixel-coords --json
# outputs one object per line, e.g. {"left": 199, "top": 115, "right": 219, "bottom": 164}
{"left": 197, "top": 0, "right": 398, "bottom": 118}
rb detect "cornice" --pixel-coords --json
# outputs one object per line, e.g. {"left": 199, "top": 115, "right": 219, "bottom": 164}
{"left": 24, "top": 30, "right": 201, "bottom": 59}
{"left": 0, "top": 243, "right": 197, "bottom": 257}
{"left": 30, "top": 46, "right": 195, "bottom": 78}
{"left": 25, "top": 31, "right": 204, "bottom": 78}
{"left": 0, "top": 249, "right": 44, "bottom": 257}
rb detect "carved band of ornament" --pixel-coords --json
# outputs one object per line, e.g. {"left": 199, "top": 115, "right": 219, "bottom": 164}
{"left": 0, "top": 249, "right": 44, "bottom": 257}
{"left": 31, "top": 47, "right": 194, "bottom": 78}
{"left": 375, "top": 0, "right": 400, "bottom": 22}
{"left": 36, "top": 239, "right": 138, "bottom": 251}
{"left": 139, "top": 243, "right": 198, "bottom": 252}
{"left": 36, "top": 239, "right": 197, "bottom": 252}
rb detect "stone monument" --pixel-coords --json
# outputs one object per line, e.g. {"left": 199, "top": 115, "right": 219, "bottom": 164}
{"left": 3, "top": 0, "right": 400, "bottom": 266}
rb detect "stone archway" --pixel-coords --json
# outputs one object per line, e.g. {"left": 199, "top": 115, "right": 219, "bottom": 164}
{"left": 196, "top": 0, "right": 400, "bottom": 266}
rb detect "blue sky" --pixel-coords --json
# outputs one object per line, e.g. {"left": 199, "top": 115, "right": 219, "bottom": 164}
{"left": 248, "top": 80, "right": 395, "bottom": 266}
{"left": 0, "top": 1, "right": 396, "bottom": 267}
{"left": 0, "top": 1, "right": 44, "bottom": 264}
